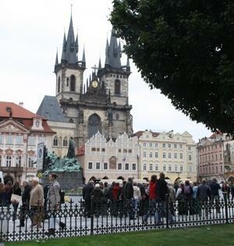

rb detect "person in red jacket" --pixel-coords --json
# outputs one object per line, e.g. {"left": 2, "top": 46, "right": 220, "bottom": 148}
{"left": 142, "top": 175, "right": 157, "bottom": 224}
{"left": 110, "top": 182, "right": 121, "bottom": 216}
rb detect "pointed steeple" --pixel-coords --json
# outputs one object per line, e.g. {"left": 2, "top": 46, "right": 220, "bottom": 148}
{"left": 98, "top": 57, "right": 102, "bottom": 69}
{"left": 82, "top": 45, "right": 86, "bottom": 68}
{"left": 66, "top": 14, "right": 78, "bottom": 63}
{"left": 105, "top": 28, "right": 122, "bottom": 69}
{"left": 75, "top": 32, "right": 79, "bottom": 53}
{"left": 55, "top": 48, "right": 59, "bottom": 66}
{"left": 61, "top": 32, "right": 67, "bottom": 61}
{"left": 105, "top": 38, "right": 109, "bottom": 66}
{"left": 60, "top": 11, "right": 78, "bottom": 64}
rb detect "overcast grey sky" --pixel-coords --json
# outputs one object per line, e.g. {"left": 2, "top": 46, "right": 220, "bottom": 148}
{"left": 0, "top": 0, "right": 212, "bottom": 141}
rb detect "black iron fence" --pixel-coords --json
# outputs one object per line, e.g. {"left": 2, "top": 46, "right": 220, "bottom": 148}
{"left": 0, "top": 193, "right": 233, "bottom": 242}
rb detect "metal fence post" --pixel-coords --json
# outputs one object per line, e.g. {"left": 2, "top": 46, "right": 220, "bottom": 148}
{"left": 166, "top": 194, "right": 169, "bottom": 229}
{"left": 90, "top": 195, "right": 94, "bottom": 235}
{"left": 223, "top": 192, "right": 229, "bottom": 224}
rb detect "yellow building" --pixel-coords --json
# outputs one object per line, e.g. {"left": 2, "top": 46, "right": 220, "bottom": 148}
{"left": 134, "top": 130, "right": 197, "bottom": 183}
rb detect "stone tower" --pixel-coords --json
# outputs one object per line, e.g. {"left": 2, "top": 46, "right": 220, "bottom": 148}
{"left": 54, "top": 14, "right": 133, "bottom": 147}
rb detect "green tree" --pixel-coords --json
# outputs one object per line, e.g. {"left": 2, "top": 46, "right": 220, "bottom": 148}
{"left": 111, "top": 0, "right": 234, "bottom": 134}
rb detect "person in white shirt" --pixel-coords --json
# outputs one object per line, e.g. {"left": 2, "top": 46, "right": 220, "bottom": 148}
{"left": 133, "top": 183, "right": 142, "bottom": 217}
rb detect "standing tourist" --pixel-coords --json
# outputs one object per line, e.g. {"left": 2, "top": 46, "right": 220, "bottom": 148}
{"left": 167, "top": 182, "right": 176, "bottom": 217}
{"left": 183, "top": 180, "right": 193, "bottom": 215}
{"left": 29, "top": 177, "right": 44, "bottom": 228}
{"left": 209, "top": 178, "right": 221, "bottom": 213}
{"left": 123, "top": 177, "right": 134, "bottom": 220}
{"left": 192, "top": 182, "right": 200, "bottom": 215}
{"left": 142, "top": 175, "right": 157, "bottom": 224}
{"left": 197, "top": 179, "right": 211, "bottom": 217}
{"left": 82, "top": 181, "right": 94, "bottom": 217}
{"left": 176, "top": 183, "right": 186, "bottom": 215}
{"left": 110, "top": 182, "right": 121, "bottom": 217}
{"left": 2, "top": 181, "right": 12, "bottom": 207}
{"left": 0, "top": 181, "right": 12, "bottom": 242}
{"left": 12, "top": 181, "right": 22, "bottom": 221}
{"left": 155, "top": 172, "right": 174, "bottom": 225}
{"left": 18, "top": 180, "right": 31, "bottom": 227}
{"left": 132, "top": 182, "right": 142, "bottom": 217}
{"left": 91, "top": 183, "right": 103, "bottom": 217}
{"left": 221, "top": 181, "right": 231, "bottom": 199}
{"left": 46, "top": 173, "right": 65, "bottom": 236}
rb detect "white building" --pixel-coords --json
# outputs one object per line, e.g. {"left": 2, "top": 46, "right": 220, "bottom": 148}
{"left": 0, "top": 102, "right": 55, "bottom": 183}
{"left": 78, "top": 132, "right": 139, "bottom": 182}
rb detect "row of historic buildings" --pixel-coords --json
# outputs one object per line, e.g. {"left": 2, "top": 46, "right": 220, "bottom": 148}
{"left": 78, "top": 130, "right": 197, "bottom": 182}
{"left": 0, "top": 102, "right": 197, "bottom": 184}
{"left": 0, "top": 101, "right": 234, "bottom": 185}
{"left": 1, "top": 13, "right": 234, "bottom": 185}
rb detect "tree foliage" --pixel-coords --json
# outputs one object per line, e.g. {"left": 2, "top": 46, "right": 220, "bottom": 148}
{"left": 110, "top": 0, "right": 234, "bottom": 134}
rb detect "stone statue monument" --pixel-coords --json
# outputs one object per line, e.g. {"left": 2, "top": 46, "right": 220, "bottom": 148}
{"left": 41, "top": 140, "right": 83, "bottom": 189}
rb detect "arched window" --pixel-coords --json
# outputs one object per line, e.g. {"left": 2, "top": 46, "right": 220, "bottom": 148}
{"left": 88, "top": 114, "right": 101, "bottom": 138}
{"left": 58, "top": 76, "right": 61, "bottom": 93}
{"left": 70, "top": 75, "right": 76, "bottom": 91}
{"left": 53, "top": 136, "right": 58, "bottom": 146}
{"left": 114, "top": 79, "right": 120, "bottom": 94}
{"left": 63, "top": 137, "right": 68, "bottom": 147}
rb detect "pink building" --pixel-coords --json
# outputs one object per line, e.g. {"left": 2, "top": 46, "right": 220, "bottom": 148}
{"left": 197, "top": 132, "right": 225, "bottom": 182}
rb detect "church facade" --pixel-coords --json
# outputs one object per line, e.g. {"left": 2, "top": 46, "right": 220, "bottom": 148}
{"left": 37, "top": 14, "right": 133, "bottom": 152}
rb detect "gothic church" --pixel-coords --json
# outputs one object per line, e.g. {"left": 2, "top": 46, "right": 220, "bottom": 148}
{"left": 37, "top": 14, "right": 133, "bottom": 149}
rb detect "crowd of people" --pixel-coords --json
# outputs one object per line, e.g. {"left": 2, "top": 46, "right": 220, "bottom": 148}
{"left": 82, "top": 174, "right": 234, "bottom": 224}
{"left": 0, "top": 173, "right": 65, "bottom": 235}
{"left": 82, "top": 173, "right": 175, "bottom": 224}
{"left": 0, "top": 173, "right": 233, "bottom": 231}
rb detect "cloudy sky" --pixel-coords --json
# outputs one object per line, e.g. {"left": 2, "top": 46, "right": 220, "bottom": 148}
{"left": 0, "top": 0, "right": 212, "bottom": 142}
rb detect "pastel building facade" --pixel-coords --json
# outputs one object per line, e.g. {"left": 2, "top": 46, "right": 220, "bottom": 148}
{"left": 197, "top": 132, "right": 234, "bottom": 182}
{"left": 0, "top": 102, "right": 55, "bottom": 183}
{"left": 135, "top": 130, "right": 197, "bottom": 182}
{"left": 78, "top": 132, "right": 139, "bottom": 182}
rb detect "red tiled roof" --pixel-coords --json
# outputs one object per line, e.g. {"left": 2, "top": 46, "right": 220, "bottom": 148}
{"left": 0, "top": 101, "right": 55, "bottom": 134}
{"left": 0, "top": 102, "right": 38, "bottom": 118}
{"left": 132, "top": 131, "right": 144, "bottom": 138}
{"left": 132, "top": 130, "right": 160, "bottom": 138}
{"left": 209, "top": 130, "right": 222, "bottom": 139}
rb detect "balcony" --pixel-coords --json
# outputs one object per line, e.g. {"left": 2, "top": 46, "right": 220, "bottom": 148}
{"left": 0, "top": 166, "right": 24, "bottom": 173}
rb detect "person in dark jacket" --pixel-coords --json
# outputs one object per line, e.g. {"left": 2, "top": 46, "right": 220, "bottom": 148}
{"left": 18, "top": 180, "right": 31, "bottom": 227}
{"left": 91, "top": 183, "right": 103, "bottom": 217}
{"left": 155, "top": 173, "right": 174, "bottom": 224}
{"left": 123, "top": 177, "right": 134, "bottom": 219}
{"left": 197, "top": 179, "right": 211, "bottom": 216}
{"left": 2, "top": 180, "right": 12, "bottom": 206}
{"left": 82, "top": 181, "right": 94, "bottom": 217}
{"left": 209, "top": 178, "right": 221, "bottom": 213}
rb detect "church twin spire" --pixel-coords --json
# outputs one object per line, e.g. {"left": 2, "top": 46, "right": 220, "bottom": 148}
{"left": 105, "top": 29, "right": 122, "bottom": 69}
{"left": 55, "top": 11, "right": 130, "bottom": 73}
{"left": 61, "top": 15, "right": 78, "bottom": 64}
{"left": 54, "top": 12, "right": 86, "bottom": 72}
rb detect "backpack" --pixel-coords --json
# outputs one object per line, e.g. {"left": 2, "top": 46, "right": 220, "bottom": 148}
{"left": 184, "top": 185, "right": 191, "bottom": 195}
{"left": 59, "top": 190, "right": 65, "bottom": 204}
